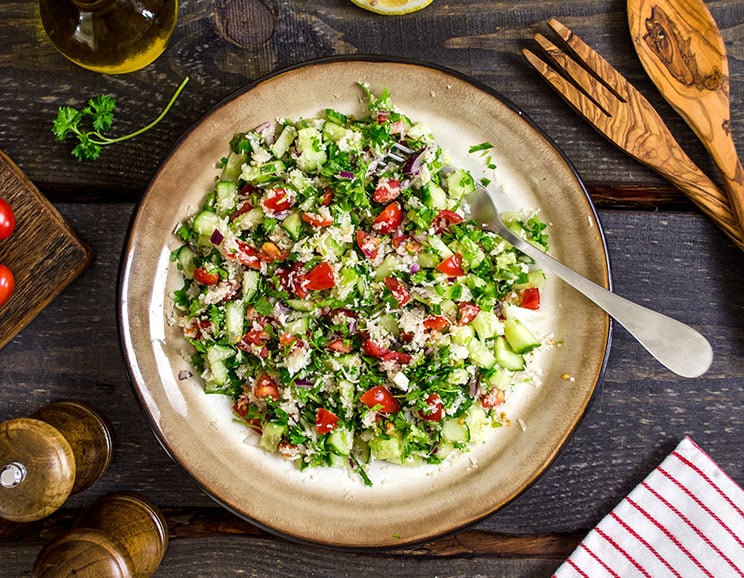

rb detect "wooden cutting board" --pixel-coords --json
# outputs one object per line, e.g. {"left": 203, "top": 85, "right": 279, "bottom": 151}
{"left": 0, "top": 150, "right": 92, "bottom": 350}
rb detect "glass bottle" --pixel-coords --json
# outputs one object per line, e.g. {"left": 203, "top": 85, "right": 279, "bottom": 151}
{"left": 39, "top": 0, "right": 178, "bottom": 74}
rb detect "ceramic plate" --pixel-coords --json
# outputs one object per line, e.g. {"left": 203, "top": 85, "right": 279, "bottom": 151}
{"left": 119, "top": 58, "right": 611, "bottom": 548}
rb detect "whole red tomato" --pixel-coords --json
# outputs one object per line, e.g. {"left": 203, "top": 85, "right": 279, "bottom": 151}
{"left": 0, "top": 265, "right": 15, "bottom": 306}
{"left": 0, "top": 199, "right": 14, "bottom": 240}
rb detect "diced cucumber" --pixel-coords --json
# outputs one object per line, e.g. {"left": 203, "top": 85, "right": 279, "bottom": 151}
{"left": 427, "top": 236, "right": 453, "bottom": 258}
{"left": 286, "top": 299, "right": 315, "bottom": 312}
{"left": 214, "top": 180, "right": 238, "bottom": 216}
{"left": 503, "top": 317, "right": 540, "bottom": 354}
{"left": 207, "top": 344, "right": 235, "bottom": 364}
{"left": 281, "top": 210, "right": 303, "bottom": 241}
{"left": 369, "top": 432, "right": 404, "bottom": 464}
{"left": 206, "top": 344, "right": 235, "bottom": 385}
{"left": 457, "top": 236, "right": 485, "bottom": 268}
{"left": 483, "top": 368, "right": 512, "bottom": 390}
{"left": 450, "top": 324, "right": 475, "bottom": 345}
{"left": 224, "top": 300, "right": 245, "bottom": 343}
{"left": 449, "top": 368, "right": 471, "bottom": 385}
{"left": 445, "top": 167, "right": 475, "bottom": 205}
{"left": 192, "top": 210, "right": 222, "bottom": 237}
{"left": 241, "top": 159, "right": 286, "bottom": 184}
{"left": 175, "top": 245, "right": 197, "bottom": 279}
{"left": 283, "top": 317, "right": 309, "bottom": 335}
{"left": 232, "top": 207, "right": 264, "bottom": 231}
{"left": 422, "top": 182, "right": 447, "bottom": 210}
{"left": 441, "top": 417, "right": 469, "bottom": 443}
{"left": 242, "top": 270, "right": 260, "bottom": 301}
{"left": 494, "top": 336, "right": 525, "bottom": 371}
{"left": 296, "top": 127, "right": 327, "bottom": 172}
{"left": 353, "top": 438, "right": 371, "bottom": 465}
{"left": 260, "top": 422, "right": 287, "bottom": 452}
{"left": 514, "top": 269, "right": 547, "bottom": 290}
{"left": 208, "top": 359, "right": 229, "bottom": 387}
{"left": 271, "top": 125, "right": 297, "bottom": 159}
{"left": 373, "top": 254, "right": 400, "bottom": 281}
{"left": 417, "top": 252, "right": 439, "bottom": 269}
{"left": 377, "top": 312, "right": 400, "bottom": 337}
{"left": 470, "top": 309, "right": 503, "bottom": 341}
{"left": 220, "top": 151, "right": 247, "bottom": 182}
{"left": 440, "top": 299, "right": 458, "bottom": 319}
{"left": 467, "top": 338, "right": 497, "bottom": 369}
{"left": 466, "top": 403, "right": 490, "bottom": 442}
{"left": 327, "top": 426, "right": 354, "bottom": 456}
{"left": 321, "top": 121, "right": 348, "bottom": 143}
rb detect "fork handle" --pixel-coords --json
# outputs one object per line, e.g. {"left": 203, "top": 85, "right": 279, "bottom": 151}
{"left": 496, "top": 226, "right": 713, "bottom": 378}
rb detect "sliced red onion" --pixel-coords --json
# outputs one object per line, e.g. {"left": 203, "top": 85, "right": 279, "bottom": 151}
{"left": 178, "top": 370, "right": 193, "bottom": 381}
{"left": 410, "top": 262, "right": 420, "bottom": 274}
{"left": 294, "top": 378, "right": 314, "bottom": 388}
{"left": 254, "top": 121, "right": 272, "bottom": 134}
{"left": 403, "top": 150, "right": 424, "bottom": 175}
{"left": 469, "top": 375, "right": 480, "bottom": 398}
{"left": 210, "top": 228, "right": 224, "bottom": 246}
{"left": 338, "top": 170, "right": 354, "bottom": 180}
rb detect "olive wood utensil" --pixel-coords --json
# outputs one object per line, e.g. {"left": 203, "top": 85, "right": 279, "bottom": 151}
{"left": 450, "top": 167, "right": 714, "bottom": 378}
{"left": 628, "top": 0, "right": 744, "bottom": 239}
{"left": 523, "top": 18, "right": 744, "bottom": 252}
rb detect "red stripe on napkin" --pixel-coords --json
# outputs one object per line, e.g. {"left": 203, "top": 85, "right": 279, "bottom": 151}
{"left": 555, "top": 437, "right": 744, "bottom": 578}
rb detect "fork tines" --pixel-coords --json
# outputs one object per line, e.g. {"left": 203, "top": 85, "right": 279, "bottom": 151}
{"left": 522, "top": 18, "right": 636, "bottom": 131}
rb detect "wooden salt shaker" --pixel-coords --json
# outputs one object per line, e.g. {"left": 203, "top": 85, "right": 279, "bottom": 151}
{"left": 33, "top": 493, "right": 169, "bottom": 578}
{"left": 0, "top": 401, "right": 114, "bottom": 522}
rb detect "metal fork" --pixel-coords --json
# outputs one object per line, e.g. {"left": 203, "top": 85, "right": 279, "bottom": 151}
{"left": 443, "top": 166, "right": 713, "bottom": 378}
{"left": 523, "top": 18, "right": 744, "bottom": 251}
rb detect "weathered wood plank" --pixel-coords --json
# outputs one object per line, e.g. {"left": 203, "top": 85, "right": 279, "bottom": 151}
{"left": 0, "top": 0, "right": 741, "bottom": 203}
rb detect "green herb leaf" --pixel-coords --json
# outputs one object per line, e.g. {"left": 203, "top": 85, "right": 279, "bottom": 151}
{"left": 53, "top": 77, "right": 189, "bottom": 161}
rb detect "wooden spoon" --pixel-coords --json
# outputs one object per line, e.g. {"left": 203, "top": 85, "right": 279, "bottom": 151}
{"left": 628, "top": 0, "right": 744, "bottom": 238}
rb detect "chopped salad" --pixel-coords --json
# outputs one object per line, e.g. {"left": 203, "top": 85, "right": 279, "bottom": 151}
{"left": 171, "top": 85, "right": 549, "bottom": 484}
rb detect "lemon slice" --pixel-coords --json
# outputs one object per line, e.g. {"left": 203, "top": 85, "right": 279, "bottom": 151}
{"left": 350, "top": 0, "right": 433, "bottom": 15}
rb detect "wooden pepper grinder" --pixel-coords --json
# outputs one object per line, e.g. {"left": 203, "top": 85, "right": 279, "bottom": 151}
{"left": 33, "top": 493, "right": 169, "bottom": 578}
{"left": 0, "top": 401, "right": 114, "bottom": 522}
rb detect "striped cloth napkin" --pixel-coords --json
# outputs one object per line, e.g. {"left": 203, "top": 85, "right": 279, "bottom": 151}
{"left": 554, "top": 437, "right": 744, "bottom": 578}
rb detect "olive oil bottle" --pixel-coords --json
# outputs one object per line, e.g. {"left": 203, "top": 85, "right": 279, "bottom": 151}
{"left": 39, "top": 0, "right": 178, "bottom": 74}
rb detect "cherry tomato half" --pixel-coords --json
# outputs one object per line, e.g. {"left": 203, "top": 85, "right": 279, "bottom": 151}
{"left": 359, "top": 385, "right": 400, "bottom": 413}
{"left": 0, "top": 265, "right": 14, "bottom": 307}
{"left": 372, "top": 179, "right": 401, "bottom": 203}
{"left": 305, "top": 261, "right": 335, "bottom": 291}
{"left": 0, "top": 199, "right": 14, "bottom": 240}
{"left": 423, "top": 315, "right": 450, "bottom": 331}
{"left": 193, "top": 266, "right": 219, "bottom": 285}
{"left": 457, "top": 302, "right": 481, "bottom": 326}
{"left": 419, "top": 393, "right": 444, "bottom": 422}
{"left": 384, "top": 276, "right": 411, "bottom": 306}
{"left": 436, "top": 253, "right": 466, "bottom": 277}
{"left": 315, "top": 408, "right": 339, "bottom": 434}
{"left": 520, "top": 287, "right": 541, "bottom": 310}
{"left": 372, "top": 201, "right": 403, "bottom": 234}
{"left": 254, "top": 373, "right": 280, "bottom": 401}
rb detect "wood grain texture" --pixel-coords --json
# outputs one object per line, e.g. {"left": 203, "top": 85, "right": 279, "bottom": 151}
{"left": 629, "top": 0, "right": 744, "bottom": 239}
{"left": 524, "top": 18, "right": 744, "bottom": 250}
{"left": 0, "top": 1, "right": 741, "bottom": 206}
{"left": 0, "top": 150, "right": 92, "bottom": 350}
{"left": 0, "top": 202, "right": 740, "bottom": 576}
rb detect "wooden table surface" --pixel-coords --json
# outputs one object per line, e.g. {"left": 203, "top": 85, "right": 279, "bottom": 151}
{"left": 1, "top": 0, "right": 743, "bottom": 576}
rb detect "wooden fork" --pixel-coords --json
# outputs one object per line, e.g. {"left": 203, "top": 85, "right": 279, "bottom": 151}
{"left": 523, "top": 18, "right": 744, "bottom": 251}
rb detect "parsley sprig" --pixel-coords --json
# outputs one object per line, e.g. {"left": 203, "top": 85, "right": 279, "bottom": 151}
{"left": 53, "top": 77, "right": 189, "bottom": 161}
